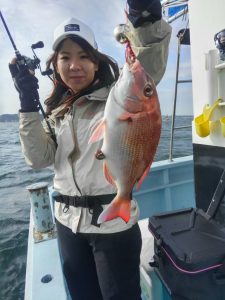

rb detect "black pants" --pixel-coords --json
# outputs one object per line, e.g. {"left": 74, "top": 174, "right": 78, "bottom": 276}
{"left": 56, "top": 220, "right": 142, "bottom": 300}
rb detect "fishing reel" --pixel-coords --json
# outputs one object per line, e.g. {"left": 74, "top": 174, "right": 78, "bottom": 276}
{"left": 22, "top": 55, "right": 40, "bottom": 71}
{"left": 15, "top": 41, "right": 53, "bottom": 76}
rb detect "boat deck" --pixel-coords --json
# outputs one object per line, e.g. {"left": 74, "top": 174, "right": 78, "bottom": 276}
{"left": 25, "top": 156, "right": 195, "bottom": 300}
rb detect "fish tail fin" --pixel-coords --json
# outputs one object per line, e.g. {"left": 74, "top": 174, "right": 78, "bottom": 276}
{"left": 97, "top": 197, "right": 131, "bottom": 224}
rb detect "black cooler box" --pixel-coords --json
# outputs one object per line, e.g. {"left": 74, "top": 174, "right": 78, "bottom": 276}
{"left": 148, "top": 207, "right": 225, "bottom": 300}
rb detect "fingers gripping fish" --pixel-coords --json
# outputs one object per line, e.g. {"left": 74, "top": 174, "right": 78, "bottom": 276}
{"left": 89, "top": 59, "right": 162, "bottom": 224}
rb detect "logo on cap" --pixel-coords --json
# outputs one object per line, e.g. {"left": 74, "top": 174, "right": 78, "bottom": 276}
{"left": 64, "top": 24, "right": 80, "bottom": 32}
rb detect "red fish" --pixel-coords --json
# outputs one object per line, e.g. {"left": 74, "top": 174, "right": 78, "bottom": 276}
{"left": 89, "top": 59, "right": 162, "bottom": 224}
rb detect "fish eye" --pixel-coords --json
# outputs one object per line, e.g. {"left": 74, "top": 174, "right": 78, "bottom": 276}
{"left": 144, "top": 84, "right": 153, "bottom": 97}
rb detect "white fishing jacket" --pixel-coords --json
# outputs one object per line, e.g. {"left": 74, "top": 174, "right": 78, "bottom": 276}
{"left": 19, "top": 19, "right": 172, "bottom": 233}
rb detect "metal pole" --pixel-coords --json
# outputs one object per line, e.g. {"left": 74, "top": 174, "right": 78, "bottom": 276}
{"left": 169, "top": 37, "right": 181, "bottom": 161}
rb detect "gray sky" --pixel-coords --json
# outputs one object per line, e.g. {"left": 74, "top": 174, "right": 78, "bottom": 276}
{"left": 0, "top": 0, "right": 192, "bottom": 115}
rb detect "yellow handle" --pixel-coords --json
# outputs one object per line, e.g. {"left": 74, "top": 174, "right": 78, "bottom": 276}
{"left": 220, "top": 116, "right": 225, "bottom": 137}
{"left": 195, "top": 98, "right": 222, "bottom": 137}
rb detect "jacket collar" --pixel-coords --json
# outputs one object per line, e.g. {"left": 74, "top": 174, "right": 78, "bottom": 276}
{"left": 84, "top": 85, "right": 111, "bottom": 101}
{"left": 50, "top": 85, "right": 112, "bottom": 117}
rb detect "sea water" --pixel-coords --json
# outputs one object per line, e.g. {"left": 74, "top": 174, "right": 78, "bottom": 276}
{"left": 0, "top": 116, "right": 192, "bottom": 300}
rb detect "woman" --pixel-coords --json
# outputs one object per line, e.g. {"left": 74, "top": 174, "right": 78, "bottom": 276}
{"left": 9, "top": 1, "right": 171, "bottom": 299}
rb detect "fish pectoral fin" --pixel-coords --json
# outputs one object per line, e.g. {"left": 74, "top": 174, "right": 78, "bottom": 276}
{"left": 119, "top": 112, "right": 135, "bottom": 121}
{"left": 119, "top": 111, "right": 148, "bottom": 121}
{"left": 88, "top": 119, "right": 106, "bottom": 143}
{"left": 136, "top": 164, "right": 151, "bottom": 190}
{"left": 97, "top": 199, "right": 131, "bottom": 224}
{"left": 103, "top": 162, "right": 116, "bottom": 186}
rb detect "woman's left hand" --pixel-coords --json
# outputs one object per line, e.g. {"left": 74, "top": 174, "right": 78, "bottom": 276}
{"left": 127, "top": 0, "right": 162, "bottom": 28}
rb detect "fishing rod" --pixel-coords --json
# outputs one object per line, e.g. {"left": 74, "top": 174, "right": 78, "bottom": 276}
{"left": 0, "top": 10, "right": 57, "bottom": 146}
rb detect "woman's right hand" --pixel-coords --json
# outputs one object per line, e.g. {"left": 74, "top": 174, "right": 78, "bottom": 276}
{"left": 9, "top": 58, "right": 40, "bottom": 112}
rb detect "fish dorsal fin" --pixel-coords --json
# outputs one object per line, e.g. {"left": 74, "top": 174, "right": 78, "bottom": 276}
{"left": 136, "top": 164, "right": 151, "bottom": 190}
{"left": 88, "top": 119, "right": 106, "bottom": 143}
{"left": 103, "top": 162, "right": 116, "bottom": 186}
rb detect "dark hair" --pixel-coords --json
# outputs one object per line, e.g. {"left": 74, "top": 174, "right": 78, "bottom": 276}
{"left": 44, "top": 36, "right": 119, "bottom": 116}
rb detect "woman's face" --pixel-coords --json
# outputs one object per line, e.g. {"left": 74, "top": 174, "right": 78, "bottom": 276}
{"left": 56, "top": 38, "right": 98, "bottom": 93}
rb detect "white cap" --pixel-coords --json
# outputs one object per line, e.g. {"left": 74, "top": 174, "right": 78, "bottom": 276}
{"left": 52, "top": 17, "right": 98, "bottom": 50}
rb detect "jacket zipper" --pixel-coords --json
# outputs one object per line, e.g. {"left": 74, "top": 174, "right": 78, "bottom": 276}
{"left": 68, "top": 108, "right": 83, "bottom": 196}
